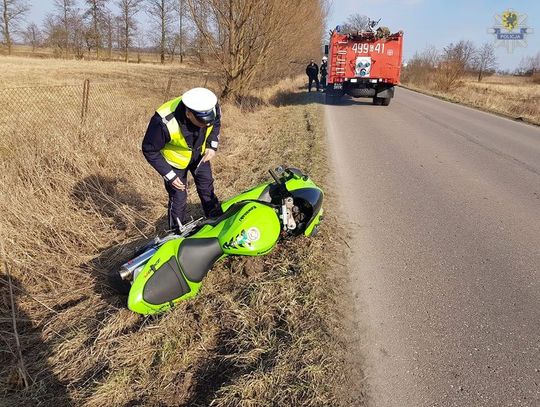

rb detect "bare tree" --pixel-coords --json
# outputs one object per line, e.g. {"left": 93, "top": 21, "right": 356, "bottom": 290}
{"left": 517, "top": 52, "right": 540, "bottom": 76}
{"left": 408, "top": 45, "right": 440, "bottom": 69}
{"left": 473, "top": 43, "right": 497, "bottom": 82}
{"left": 189, "top": 0, "right": 207, "bottom": 63}
{"left": 70, "top": 9, "right": 86, "bottom": 58}
{"left": 103, "top": 8, "right": 114, "bottom": 58}
{"left": 53, "top": 0, "right": 76, "bottom": 57}
{"left": 341, "top": 13, "right": 370, "bottom": 34}
{"left": 134, "top": 26, "right": 147, "bottom": 63}
{"left": 84, "top": 0, "right": 108, "bottom": 58}
{"left": 117, "top": 0, "right": 140, "bottom": 62}
{"left": 175, "top": 0, "right": 188, "bottom": 62}
{"left": 23, "top": 22, "right": 41, "bottom": 51}
{"left": 187, "top": 0, "right": 327, "bottom": 100}
{"left": 435, "top": 40, "right": 476, "bottom": 91}
{"left": 165, "top": 31, "right": 179, "bottom": 60}
{"left": 444, "top": 40, "right": 476, "bottom": 69}
{"left": 1, "top": 0, "right": 30, "bottom": 55}
{"left": 42, "top": 14, "right": 64, "bottom": 55}
{"left": 402, "top": 45, "right": 440, "bottom": 86}
{"left": 165, "top": 1, "right": 192, "bottom": 63}
{"left": 146, "top": 0, "right": 175, "bottom": 64}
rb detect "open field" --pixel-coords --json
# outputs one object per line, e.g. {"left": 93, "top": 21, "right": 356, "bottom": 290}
{"left": 0, "top": 56, "right": 362, "bottom": 405}
{"left": 401, "top": 74, "right": 540, "bottom": 126}
{"left": 0, "top": 44, "right": 182, "bottom": 65}
{"left": 0, "top": 54, "right": 209, "bottom": 87}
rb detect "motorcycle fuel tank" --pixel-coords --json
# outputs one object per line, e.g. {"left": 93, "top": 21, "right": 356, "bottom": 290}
{"left": 218, "top": 202, "right": 280, "bottom": 256}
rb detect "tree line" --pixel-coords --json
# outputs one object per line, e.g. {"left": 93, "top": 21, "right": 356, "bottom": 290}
{"left": 1, "top": 0, "right": 328, "bottom": 99}
{"left": 404, "top": 40, "right": 540, "bottom": 90}
{"left": 1, "top": 0, "right": 194, "bottom": 62}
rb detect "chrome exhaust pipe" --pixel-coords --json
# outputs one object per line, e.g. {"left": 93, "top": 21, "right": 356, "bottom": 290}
{"left": 119, "top": 247, "right": 157, "bottom": 281}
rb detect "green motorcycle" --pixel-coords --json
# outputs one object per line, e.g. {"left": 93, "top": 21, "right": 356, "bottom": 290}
{"left": 119, "top": 166, "right": 323, "bottom": 315}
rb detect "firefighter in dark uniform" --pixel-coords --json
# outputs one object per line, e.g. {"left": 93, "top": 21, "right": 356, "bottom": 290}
{"left": 305, "top": 59, "right": 320, "bottom": 92}
{"left": 320, "top": 56, "right": 328, "bottom": 90}
{"left": 142, "top": 87, "right": 223, "bottom": 231}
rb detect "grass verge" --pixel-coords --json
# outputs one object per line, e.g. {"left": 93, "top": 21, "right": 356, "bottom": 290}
{"left": 400, "top": 76, "right": 540, "bottom": 126}
{"left": 0, "top": 59, "right": 362, "bottom": 406}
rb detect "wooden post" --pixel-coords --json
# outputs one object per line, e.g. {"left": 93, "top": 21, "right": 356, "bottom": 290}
{"left": 164, "top": 77, "right": 173, "bottom": 102}
{"left": 81, "top": 79, "right": 90, "bottom": 122}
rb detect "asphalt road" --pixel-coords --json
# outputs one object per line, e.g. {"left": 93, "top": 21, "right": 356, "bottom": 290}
{"left": 326, "top": 87, "right": 540, "bottom": 407}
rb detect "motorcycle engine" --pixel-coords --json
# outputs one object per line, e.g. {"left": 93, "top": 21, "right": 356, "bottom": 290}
{"left": 281, "top": 196, "right": 312, "bottom": 236}
{"left": 282, "top": 197, "right": 297, "bottom": 232}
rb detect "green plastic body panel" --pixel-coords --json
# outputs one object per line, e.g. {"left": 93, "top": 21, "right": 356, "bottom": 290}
{"left": 218, "top": 203, "right": 280, "bottom": 256}
{"left": 127, "top": 202, "right": 279, "bottom": 314}
{"left": 221, "top": 182, "right": 270, "bottom": 211}
{"left": 305, "top": 207, "right": 323, "bottom": 236}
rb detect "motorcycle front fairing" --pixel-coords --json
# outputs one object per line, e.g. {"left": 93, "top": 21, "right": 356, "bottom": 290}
{"left": 127, "top": 201, "right": 281, "bottom": 315}
{"left": 220, "top": 168, "right": 324, "bottom": 237}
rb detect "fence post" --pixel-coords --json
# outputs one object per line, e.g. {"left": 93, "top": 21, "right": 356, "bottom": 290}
{"left": 164, "top": 77, "right": 173, "bottom": 102}
{"left": 81, "top": 79, "right": 90, "bottom": 123}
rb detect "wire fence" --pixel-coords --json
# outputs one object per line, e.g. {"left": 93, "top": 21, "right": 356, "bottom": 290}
{"left": 0, "top": 78, "right": 192, "bottom": 139}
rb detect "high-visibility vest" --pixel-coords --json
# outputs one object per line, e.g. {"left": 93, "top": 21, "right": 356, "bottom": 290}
{"left": 156, "top": 96, "right": 214, "bottom": 169}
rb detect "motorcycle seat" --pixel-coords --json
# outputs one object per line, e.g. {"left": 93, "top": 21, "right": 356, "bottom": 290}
{"left": 178, "top": 237, "right": 223, "bottom": 283}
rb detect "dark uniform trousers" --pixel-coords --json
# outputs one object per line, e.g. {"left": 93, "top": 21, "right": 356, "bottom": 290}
{"left": 308, "top": 76, "right": 320, "bottom": 92}
{"left": 165, "top": 160, "right": 222, "bottom": 229}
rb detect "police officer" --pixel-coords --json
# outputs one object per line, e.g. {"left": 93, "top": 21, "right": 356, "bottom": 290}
{"left": 305, "top": 59, "right": 320, "bottom": 92}
{"left": 142, "top": 87, "right": 223, "bottom": 231}
{"left": 320, "top": 56, "right": 328, "bottom": 90}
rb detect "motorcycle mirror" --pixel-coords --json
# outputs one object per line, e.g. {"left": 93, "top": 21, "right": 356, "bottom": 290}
{"left": 269, "top": 168, "right": 282, "bottom": 185}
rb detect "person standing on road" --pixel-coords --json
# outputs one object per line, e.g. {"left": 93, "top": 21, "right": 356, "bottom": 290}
{"left": 142, "top": 87, "right": 223, "bottom": 232}
{"left": 305, "top": 59, "right": 320, "bottom": 92}
{"left": 320, "top": 56, "right": 328, "bottom": 90}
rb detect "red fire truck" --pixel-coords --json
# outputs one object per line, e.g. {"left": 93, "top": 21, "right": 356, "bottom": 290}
{"left": 325, "top": 27, "right": 404, "bottom": 105}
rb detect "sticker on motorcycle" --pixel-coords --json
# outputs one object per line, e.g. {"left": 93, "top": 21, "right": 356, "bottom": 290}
{"left": 223, "top": 228, "right": 261, "bottom": 249}
{"left": 247, "top": 227, "right": 260, "bottom": 242}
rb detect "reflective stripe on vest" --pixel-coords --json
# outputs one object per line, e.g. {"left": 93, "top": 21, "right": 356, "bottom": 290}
{"left": 156, "top": 96, "right": 214, "bottom": 169}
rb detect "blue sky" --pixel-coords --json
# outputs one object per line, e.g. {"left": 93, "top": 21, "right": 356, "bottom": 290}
{"left": 27, "top": 0, "right": 539, "bottom": 70}
{"left": 327, "top": 0, "right": 539, "bottom": 70}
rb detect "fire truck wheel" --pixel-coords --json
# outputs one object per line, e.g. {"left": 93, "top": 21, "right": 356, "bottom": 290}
{"left": 373, "top": 97, "right": 391, "bottom": 106}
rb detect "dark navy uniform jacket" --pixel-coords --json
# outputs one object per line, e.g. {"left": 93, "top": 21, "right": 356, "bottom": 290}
{"left": 142, "top": 101, "right": 221, "bottom": 177}
{"left": 306, "top": 63, "right": 319, "bottom": 78}
{"left": 320, "top": 62, "right": 328, "bottom": 77}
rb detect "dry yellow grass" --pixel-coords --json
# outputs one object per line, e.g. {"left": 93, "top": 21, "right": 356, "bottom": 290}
{"left": 0, "top": 54, "right": 210, "bottom": 87}
{"left": 0, "top": 56, "right": 360, "bottom": 406}
{"left": 402, "top": 74, "right": 540, "bottom": 125}
{"left": 0, "top": 44, "right": 186, "bottom": 66}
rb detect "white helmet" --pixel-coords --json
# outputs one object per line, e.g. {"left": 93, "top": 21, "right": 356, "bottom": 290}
{"left": 182, "top": 87, "right": 218, "bottom": 124}
{"left": 322, "top": 56, "right": 328, "bottom": 62}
